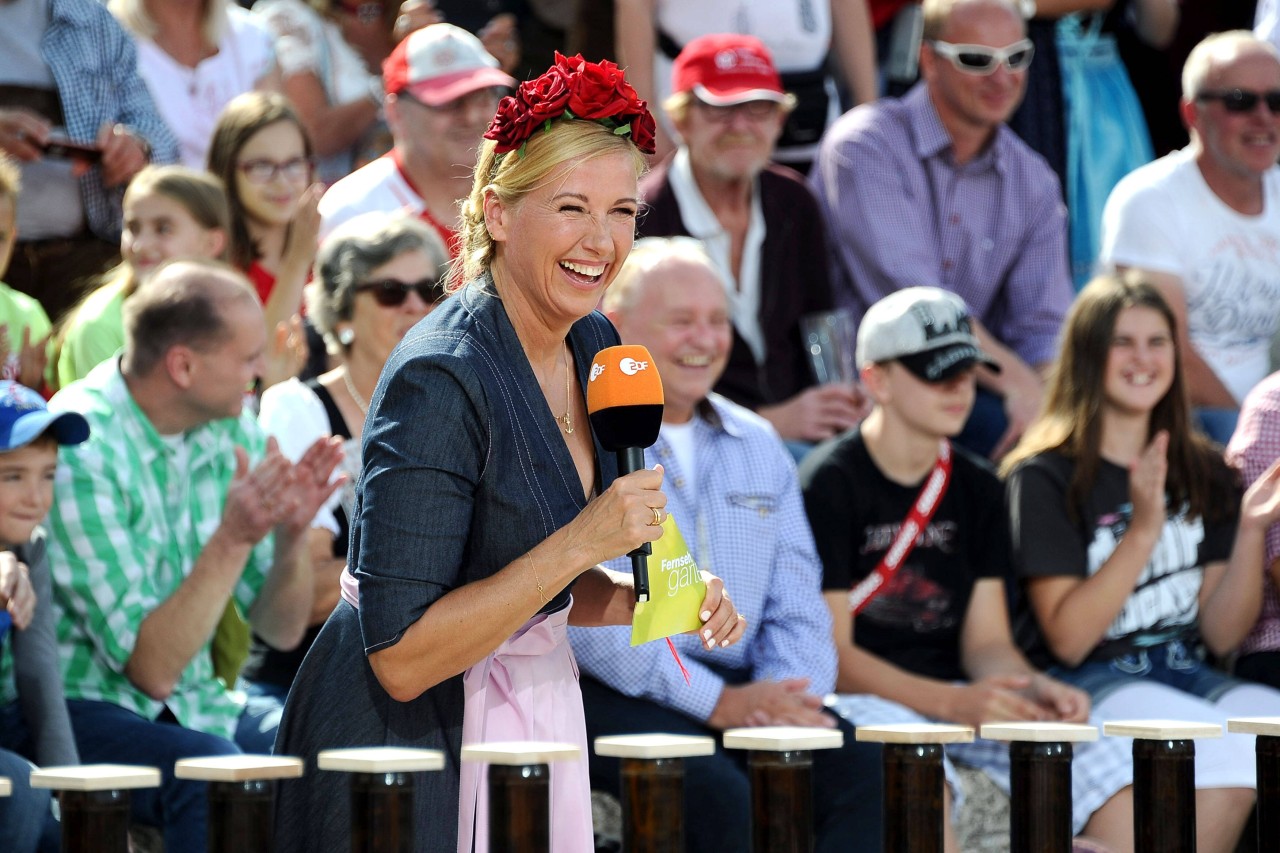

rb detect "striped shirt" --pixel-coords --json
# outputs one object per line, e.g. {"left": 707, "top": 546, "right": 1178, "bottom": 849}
{"left": 42, "top": 360, "right": 271, "bottom": 740}
{"left": 568, "top": 394, "right": 835, "bottom": 722}
{"left": 810, "top": 82, "right": 1073, "bottom": 368}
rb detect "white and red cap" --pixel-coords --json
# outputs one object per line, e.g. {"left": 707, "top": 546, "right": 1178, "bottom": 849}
{"left": 670, "top": 34, "right": 789, "bottom": 106}
{"left": 383, "top": 23, "right": 515, "bottom": 106}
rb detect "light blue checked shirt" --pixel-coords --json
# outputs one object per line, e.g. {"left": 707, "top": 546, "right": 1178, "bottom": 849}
{"left": 568, "top": 394, "right": 835, "bottom": 723}
{"left": 37, "top": 0, "right": 179, "bottom": 240}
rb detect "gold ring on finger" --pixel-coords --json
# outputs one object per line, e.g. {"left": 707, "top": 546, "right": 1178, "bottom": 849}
{"left": 649, "top": 506, "right": 662, "bottom": 526}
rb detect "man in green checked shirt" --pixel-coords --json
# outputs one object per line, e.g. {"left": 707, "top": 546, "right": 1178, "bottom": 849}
{"left": 40, "top": 259, "right": 343, "bottom": 851}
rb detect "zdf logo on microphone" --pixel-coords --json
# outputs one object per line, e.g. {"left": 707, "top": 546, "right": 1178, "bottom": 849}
{"left": 589, "top": 362, "right": 605, "bottom": 382}
{"left": 619, "top": 357, "right": 649, "bottom": 375}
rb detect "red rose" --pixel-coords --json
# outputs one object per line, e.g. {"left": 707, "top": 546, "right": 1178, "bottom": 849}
{"left": 565, "top": 58, "right": 635, "bottom": 121}
{"left": 628, "top": 109, "right": 657, "bottom": 155}
{"left": 518, "top": 65, "right": 572, "bottom": 124}
{"left": 484, "top": 94, "right": 539, "bottom": 154}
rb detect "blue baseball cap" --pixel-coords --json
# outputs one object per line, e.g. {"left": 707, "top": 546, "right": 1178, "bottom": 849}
{"left": 0, "top": 381, "right": 89, "bottom": 450}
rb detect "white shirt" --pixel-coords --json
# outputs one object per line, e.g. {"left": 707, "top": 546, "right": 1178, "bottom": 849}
{"left": 318, "top": 154, "right": 425, "bottom": 242}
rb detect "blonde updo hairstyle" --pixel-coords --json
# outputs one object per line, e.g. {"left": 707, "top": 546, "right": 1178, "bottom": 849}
{"left": 451, "top": 118, "right": 649, "bottom": 290}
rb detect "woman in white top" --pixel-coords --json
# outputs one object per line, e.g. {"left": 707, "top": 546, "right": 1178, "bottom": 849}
{"left": 110, "top": 0, "right": 280, "bottom": 169}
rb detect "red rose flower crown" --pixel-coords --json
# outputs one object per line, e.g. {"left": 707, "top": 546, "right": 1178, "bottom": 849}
{"left": 483, "top": 52, "right": 657, "bottom": 157}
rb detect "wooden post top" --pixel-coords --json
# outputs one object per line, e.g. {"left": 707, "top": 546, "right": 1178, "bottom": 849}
{"left": 1228, "top": 717, "right": 1280, "bottom": 736}
{"left": 980, "top": 722, "right": 1099, "bottom": 743}
{"left": 0, "top": 777, "right": 9, "bottom": 797}
{"left": 30, "top": 764, "right": 161, "bottom": 791}
{"left": 461, "top": 742, "right": 581, "bottom": 765}
{"left": 317, "top": 747, "right": 445, "bottom": 774}
{"left": 175, "top": 755, "right": 304, "bottom": 782}
{"left": 594, "top": 734, "right": 717, "bottom": 759}
{"left": 1102, "top": 720, "right": 1223, "bottom": 740}
{"left": 855, "top": 723, "right": 974, "bottom": 745}
{"left": 723, "top": 726, "right": 845, "bottom": 752}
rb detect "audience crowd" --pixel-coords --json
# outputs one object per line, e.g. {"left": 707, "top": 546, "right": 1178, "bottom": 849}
{"left": 5, "top": 0, "right": 1280, "bottom": 850}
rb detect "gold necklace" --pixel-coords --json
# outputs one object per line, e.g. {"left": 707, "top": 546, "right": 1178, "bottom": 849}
{"left": 558, "top": 344, "right": 574, "bottom": 435}
{"left": 343, "top": 366, "right": 369, "bottom": 415}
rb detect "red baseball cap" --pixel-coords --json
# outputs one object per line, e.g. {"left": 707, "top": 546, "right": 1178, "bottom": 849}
{"left": 670, "top": 34, "right": 788, "bottom": 106}
{"left": 383, "top": 24, "right": 515, "bottom": 106}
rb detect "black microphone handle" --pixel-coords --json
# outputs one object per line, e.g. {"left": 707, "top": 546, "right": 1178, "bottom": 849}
{"left": 617, "top": 446, "right": 652, "bottom": 602}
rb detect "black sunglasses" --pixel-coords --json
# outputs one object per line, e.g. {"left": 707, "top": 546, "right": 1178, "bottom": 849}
{"left": 1196, "top": 88, "right": 1280, "bottom": 114}
{"left": 355, "top": 278, "right": 444, "bottom": 307}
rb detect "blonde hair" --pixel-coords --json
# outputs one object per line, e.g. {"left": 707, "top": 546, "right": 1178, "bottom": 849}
{"left": 603, "top": 236, "right": 725, "bottom": 314}
{"left": 451, "top": 119, "right": 648, "bottom": 288}
{"left": 1181, "top": 31, "right": 1280, "bottom": 101}
{"left": 109, "top": 0, "right": 228, "bottom": 48}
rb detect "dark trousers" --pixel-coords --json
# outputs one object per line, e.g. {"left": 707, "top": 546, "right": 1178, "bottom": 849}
{"left": 6, "top": 233, "right": 118, "bottom": 322}
{"left": 581, "top": 675, "right": 884, "bottom": 853}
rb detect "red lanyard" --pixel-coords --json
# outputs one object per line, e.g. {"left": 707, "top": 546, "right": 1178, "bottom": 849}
{"left": 849, "top": 440, "right": 954, "bottom": 616}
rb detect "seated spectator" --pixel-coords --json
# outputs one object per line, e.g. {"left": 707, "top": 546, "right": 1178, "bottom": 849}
{"left": 1100, "top": 30, "right": 1280, "bottom": 446}
{"left": 811, "top": 0, "right": 1074, "bottom": 460}
{"left": 109, "top": 0, "right": 279, "bottom": 170}
{"left": 252, "top": 0, "right": 394, "bottom": 183}
{"left": 0, "top": 0, "right": 179, "bottom": 322}
{"left": 1002, "top": 273, "right": 1280, "bottom": 853}
{"left": 318, "top": 23, "right": 513, "bottom": 250}
{"left": 46, "top": 259, "right": 342, "bottom": 850}
{"left": 569, "top": 237, "right": 884, "bottom": 853}
{"left": 55, "top": 165, "right": 229, "bottom": 389}
{"left": 0, "top": 382, "right": 89, "bottom": 853}
{"left": 799, "top": 286, "right": 1133, "bottom": 852}
{"left": 207, "top": 93, "right": 322, "bottom": 346}
{"left": 1226, "top": 371, "right": 1280, "bottom": 689}
{"left": 640, "top": 35, "right": 866, "bottom": 452}
{"left": 236, "top": 212, "right": 448, "bottom": 753}
{"left": 0, "top": 155, "right": 52, "bottom": 391}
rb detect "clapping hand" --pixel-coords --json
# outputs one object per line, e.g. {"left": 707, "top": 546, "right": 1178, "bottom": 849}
{"left": 223, "top": 437, "right": 345, "bottom": 545}
{"left": 0, "top": 551, "right": 34, "bottom": 631}
{"left": 1242, "top": 456, "right": 1280, "bottom": 533}
{"left": 1129, "top": 430, "right": 1169, "bottom": 533}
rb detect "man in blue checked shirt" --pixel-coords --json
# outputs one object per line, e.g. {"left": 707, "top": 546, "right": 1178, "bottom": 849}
{"left": 568, "top": 236, "right": 883, "bottom": 853}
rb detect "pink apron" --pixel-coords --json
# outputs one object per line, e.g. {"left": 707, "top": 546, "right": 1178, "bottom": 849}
{"left": 339, "top": 570, "right": 594, "bottom": 853}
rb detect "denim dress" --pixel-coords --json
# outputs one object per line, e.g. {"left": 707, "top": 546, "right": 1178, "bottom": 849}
{"left": 274, "top": 281, "right": 621, "bottom": 852}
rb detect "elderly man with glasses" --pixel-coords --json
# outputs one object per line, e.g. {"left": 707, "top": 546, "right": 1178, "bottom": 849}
{"left": 811, "top": 0, "right": 1072, "bottom": 461}
{"left": 1100, "top": 31, "right": 1280, "bottom": 446}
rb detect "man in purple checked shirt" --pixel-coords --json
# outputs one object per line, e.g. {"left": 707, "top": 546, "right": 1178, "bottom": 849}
{"left": 810, "top": 0, "right": 1073, "bottom": 460}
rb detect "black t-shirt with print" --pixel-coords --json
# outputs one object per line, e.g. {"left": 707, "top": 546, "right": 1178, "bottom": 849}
{"left": 799, "top": 427, "right": 1011, "bottom": 682}
{"left": 1007, "top": 451, "right": 1238, "bottom": 670}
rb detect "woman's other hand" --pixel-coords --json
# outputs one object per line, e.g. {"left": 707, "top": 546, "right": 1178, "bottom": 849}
{"left": 694, "top": 571, "right": 746, "bottom": 650}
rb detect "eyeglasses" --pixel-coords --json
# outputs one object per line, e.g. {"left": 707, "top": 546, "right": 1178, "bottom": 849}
{"left": 355, "top": 277, "right": 444, "bottom": 307}
{"left": 691, "top": 98, "right": 782, "bottom": 122}
{"left": 236, "top": 157, "right": 312, "bottom": 184}
{"left": 928, "top": 39, "right": 1035, "bottom": 75}
{"left": 1196, "top": 88, "right": 1280, "bottom": 114}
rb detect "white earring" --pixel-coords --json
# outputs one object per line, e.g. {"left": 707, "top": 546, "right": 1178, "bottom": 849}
{"left": 338, "top": 327, "right": 355, "bottom": 346}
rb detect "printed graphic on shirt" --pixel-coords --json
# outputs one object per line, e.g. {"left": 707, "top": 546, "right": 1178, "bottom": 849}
{"left": 858, "top": 521, "right": 958, "bottom": 633}
{"left": 1086, "top": 502, "right": 1204, "bottom": 647}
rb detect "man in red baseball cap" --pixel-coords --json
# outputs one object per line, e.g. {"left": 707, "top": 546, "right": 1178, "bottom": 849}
{"left": 638, "top": 33, "right": 868, "bottom": 459}
{"left": 318, "top": 23, "right": 515, "bottom": 254}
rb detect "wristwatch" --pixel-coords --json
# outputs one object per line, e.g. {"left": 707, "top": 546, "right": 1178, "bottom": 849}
{"left": 1018, "top": 0, "right": 1037, "bottom": 19}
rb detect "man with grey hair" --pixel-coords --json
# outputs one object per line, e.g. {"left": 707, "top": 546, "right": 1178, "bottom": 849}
{"left": 568, "top": 237, "right": 884, "bottom": 853}
{"left": 45, "top": 259, "right": 342, "bottom": 850}
{"left": 1101, "top": 30, "right": 1280, "bottom": 445}
{"left": 811, "top": 0, "right": 1073, "bottom": 460}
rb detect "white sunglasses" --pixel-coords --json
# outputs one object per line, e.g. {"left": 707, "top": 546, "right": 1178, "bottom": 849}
{"left": 928, "top": 39, "right": 1036, "bottom": 75}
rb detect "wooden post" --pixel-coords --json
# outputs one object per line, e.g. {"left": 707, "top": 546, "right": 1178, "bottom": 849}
{"left": 594, "top": 733, "right": 715, "bottom": 853}
{"left": 175, "top": 754, "right": 304, "bottom": 852}
{"left": 855, "top": 723, "right": 974, "bottom": 853}
{"left": 1103, "top": 720, "right": 1222, "bottom": 853}
{"left": 30, "top": 764, "right": 161, "bottom": 853}
{"left": 1227, "top": 716, "right": 1280, "bottom": 852}
{"left": 318, "top": 746, "right": 444, "bottom": 853}
{"left": 461, "top": 741, "right": 581, "bottom": 853}
{"left": 723, "top": 726, "right": 845, "bottom": 853}
{"left": 981, "top": 722, "right": 1098, "bottom": 853}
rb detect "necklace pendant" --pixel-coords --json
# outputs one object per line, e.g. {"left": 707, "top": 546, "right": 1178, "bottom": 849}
{"left": 559, "top": 413, "right": 574, "bottom": 435}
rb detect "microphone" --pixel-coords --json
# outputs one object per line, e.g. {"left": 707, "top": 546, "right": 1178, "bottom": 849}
{"left": 587, "top": 344, "right": 664, "bottom": 602}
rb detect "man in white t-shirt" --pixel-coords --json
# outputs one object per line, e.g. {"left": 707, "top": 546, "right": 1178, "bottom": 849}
{"left": 1100, "top": 30, "right": 1280, "bottom": 443}
{"left": 316, "top": 23, "right": 514, "bottom": 253}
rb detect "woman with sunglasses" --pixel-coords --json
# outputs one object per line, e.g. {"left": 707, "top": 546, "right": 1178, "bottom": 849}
{"left": 208, "top": 93, "right": 322, "bottom": 359}
{"left": 253, "top": 0, "right": 398, "bottom": 183}
{"left": 238, "top": 212, "right": 448, "bottom": 754}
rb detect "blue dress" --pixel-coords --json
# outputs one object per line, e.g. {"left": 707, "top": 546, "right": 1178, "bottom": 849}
{"left": 274, "top": 281, "right": 621, "bottom": 852}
